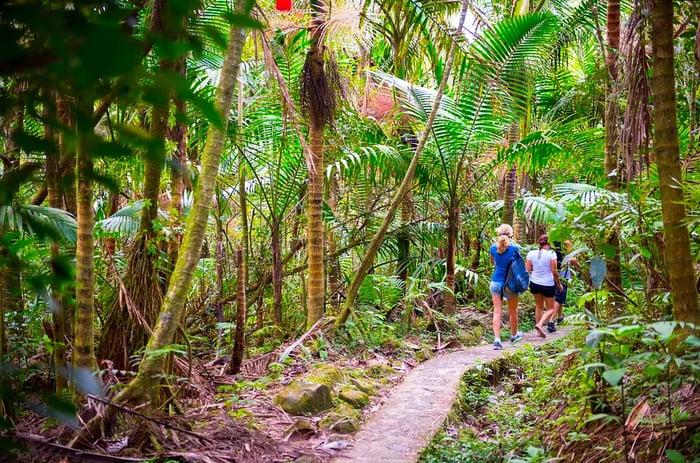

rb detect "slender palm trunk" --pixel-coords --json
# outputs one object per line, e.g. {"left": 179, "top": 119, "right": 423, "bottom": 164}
{"left": 304, "top": 0, "right": 331, "bottom": 328}
{"left": 70, "top": 1, "right": 254, "bottom": 447}
{"left": 502, "top": 165, "right": 517, "bottom": 228}
{"left": 45, "top": 108, "right": 68, "bottom": 392}
{"left": 74, "top": 99, "right": 96, "bottom": 373}
{"left": 228, "top": 245, "right": 247, "bottom": 374}
{"left": 443, "top": 202, "right": 459, "bottom": 314}
{"left": 306, "top": 130, "right": 325, "bottom": 326}
{"left": 650, "top": 0, "right": 699, "bottom": 324}
{"left": 338, "top": 0, "right": 469, "bottom": 327}
{"left": 272, "top": 220, "right": 283, "bottom": 326}
{"left": 604, "top": 0, "right": 623, "bottom": 315}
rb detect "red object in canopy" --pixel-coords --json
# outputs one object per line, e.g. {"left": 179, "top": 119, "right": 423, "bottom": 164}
{"left": 276, "top": 0, "right": 292, "bottom": 11}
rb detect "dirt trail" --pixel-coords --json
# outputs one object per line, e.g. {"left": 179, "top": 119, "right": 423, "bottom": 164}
{"left": 329, "top": 327, "right": 574, "bottom": 463}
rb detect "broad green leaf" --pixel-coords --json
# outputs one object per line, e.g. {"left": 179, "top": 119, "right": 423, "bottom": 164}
{"left": 602, "top": 368, "right": 625, "bottom": 387}
{"left": 649, "top": 322, "right": 677, "bottom": 342}
{"left": 665, "top": 449, "right": 686, "bottom": 463}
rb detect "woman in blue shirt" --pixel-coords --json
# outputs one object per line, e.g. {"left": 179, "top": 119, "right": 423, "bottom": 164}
{"left": 489, "top": 224, "right": 523, "bottom": 350}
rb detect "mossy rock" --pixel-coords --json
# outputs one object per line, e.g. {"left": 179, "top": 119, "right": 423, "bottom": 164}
{"left": 319, "top": 404, "right": 360, "bottom": 434}
{"left": 365, "top": 363, "right": 396, "bottom": 379}
{"left": 274, "top": 380, "right": 333, "bottom": 415}
{"left": 338, "top": 387, "right": 370, "bottom": 408}
{"left": 457, "top": 325, "right": 485, "bottom": 346}
{"left": 349, "top": 377, "right": 376, "bottom": 395}
{"left": 306, "top": 363, "right": 344, "bottom": 388}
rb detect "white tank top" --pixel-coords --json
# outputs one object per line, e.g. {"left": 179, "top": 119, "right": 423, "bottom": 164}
{"left": 526, "top": 248, "right": 557, "bottom": 286}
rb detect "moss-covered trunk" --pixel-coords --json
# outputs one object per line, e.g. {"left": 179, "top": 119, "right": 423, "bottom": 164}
{"left": 69, "top": 0, "right": 254, "bottom": 447}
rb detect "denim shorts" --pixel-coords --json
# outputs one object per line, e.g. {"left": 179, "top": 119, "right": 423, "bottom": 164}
{"left": 490, "top": 281, "right": 518, "bottom": 299}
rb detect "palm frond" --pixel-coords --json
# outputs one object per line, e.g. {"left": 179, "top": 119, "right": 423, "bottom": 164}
{"left": 0, "top": 205, "right": 77, "bottom": 243}
{"left": 326, "top": 144, "right": 404, "bottom": 180}
{"left": 515, "top": 195, "right": 566, "bottom": 224}
{"left": 469, "top": 12, "right": 561, "bottom": 115}
{"left": 552, "top": 182, "right": 625, "bottom": 208}
{"left": 95, "top": 200, "right": 146, "bottom": 237}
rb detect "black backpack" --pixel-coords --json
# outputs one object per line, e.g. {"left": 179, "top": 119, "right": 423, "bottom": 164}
{"left": 502, "top": 249, "right": 530, "bottom": 298}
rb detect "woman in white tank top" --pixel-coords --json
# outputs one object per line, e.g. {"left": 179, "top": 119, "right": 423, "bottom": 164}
{"left": 525, "top": 234, "right": 563, "bottom": 338}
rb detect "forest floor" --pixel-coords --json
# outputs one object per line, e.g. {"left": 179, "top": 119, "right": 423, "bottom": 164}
{"left": 11, "top": 306, "right": 699, "bottom": 463}
{"left": 9, "top": 305, "right": 563, "bottom": 463}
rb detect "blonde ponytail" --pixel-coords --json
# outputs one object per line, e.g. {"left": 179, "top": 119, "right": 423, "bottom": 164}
{"left": 496, "top": 224, "right": 514, "bottom": 254}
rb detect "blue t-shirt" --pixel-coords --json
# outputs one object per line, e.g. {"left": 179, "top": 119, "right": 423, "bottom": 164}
{"left": 490, "top": 244, "right": 519, "bottom": 282}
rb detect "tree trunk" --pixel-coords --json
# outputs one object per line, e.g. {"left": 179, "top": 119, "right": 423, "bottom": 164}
{"left": 271, "top": 220, "right": 283, "bottom": 326}
{"left": 303, "top": 0, "right": 331, "bottom": 328}
{"left": 502, "top": 164, "right": 517, "bottom": 228}
{"left": 70, "top": 0, "right": 254, "bottom": 447}
{"left": 45, "top": 107, "right": 68, "bottom": 392}
{"left": 604, "top": 0, "right": 623, "bottom": 315}
{"left": 443, "top": 202, "right": 459, "bottom": 314}
{"left": 56, "top": 95, "right": 76, "bottom": 343}
{"left": 337, "top": 0, "right": 469, "bottom": 327}
{"left": 228, "top": 245, "right": 247, "bottom": 374}
{"left": 74, "top": 98, "right": 97, "bottom": 374}
{"left": 650, "top": 0, "right": 700, "bottom": 324}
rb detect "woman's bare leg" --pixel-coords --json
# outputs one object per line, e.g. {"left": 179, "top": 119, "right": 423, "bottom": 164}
{"left": 507, "top": 296, "right": 519, "bottom": 337}
{"left": 491, "top": 294, "right": 503, "bottom": 341}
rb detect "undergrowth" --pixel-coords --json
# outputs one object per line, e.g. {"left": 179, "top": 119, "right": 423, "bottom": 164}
{"left": 419, "top": 320, "right": 700, "bottom": 463}
{"left": 419, "top": 338, "right": 570, "bottom": 463}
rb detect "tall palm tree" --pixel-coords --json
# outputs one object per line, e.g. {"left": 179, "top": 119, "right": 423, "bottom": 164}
{"left": 302, "top": 0, "right": 339, "bottom": 328}
{"left": 602, "top": 0, "right": 624, "bottom": 314}
{"left": 649, "top": 0, "right": 699, "bottom": 324}
{"left": 70, "top": 0, "right": 257, "bottom": 447}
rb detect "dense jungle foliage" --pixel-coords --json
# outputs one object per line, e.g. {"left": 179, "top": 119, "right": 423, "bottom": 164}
{"left": 1, "top": 0, "right": 700, "bottom": 461}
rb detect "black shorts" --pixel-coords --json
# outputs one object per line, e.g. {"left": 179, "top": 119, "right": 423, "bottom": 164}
{"left": 530, "top": 282, "right": 556, "bottom": 298}
{"left": 555, "top": 283, "right": 568, "bottom": 304}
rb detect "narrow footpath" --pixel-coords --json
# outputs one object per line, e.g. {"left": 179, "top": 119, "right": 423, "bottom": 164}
{"left": 329, "top": 326, "right": 574, "bottom": 463}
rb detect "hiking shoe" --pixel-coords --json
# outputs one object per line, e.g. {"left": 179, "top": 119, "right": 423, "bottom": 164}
{"left": 510, "top": 332, "right": 523, "bottom": 343}
{"left": 556, "top": 317, "right": 564, "bottom": 324}
{"left": 493, "top": 340, "right": 503, "bottom": 350}
{"left": 547, "top": 321, "right": 557, "bottom": 333}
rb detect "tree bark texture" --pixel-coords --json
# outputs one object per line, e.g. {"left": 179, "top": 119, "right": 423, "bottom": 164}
{"left": 304, "top": 0, "right": 331, "bottom": 328}
{"left": 74, "top": 101, "right": 97, "bottom": 373}
{"left": 45, "top": 109, "right": 68, "bottom": 392}
{"left": 602, "top": 0, "right": 623, "bottom": 314}
{"left": 650, "top": 0, "right": 700, "bottom": 323}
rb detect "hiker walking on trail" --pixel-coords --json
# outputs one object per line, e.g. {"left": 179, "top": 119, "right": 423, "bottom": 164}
{"left": 553, "top": 240, "right": 580, "bottom": 325}
{"left": 489, "top": 224, "right": 523, "bottom": 350}
{"left": 527, "top": 234, "right": 563, "bottom": 338}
